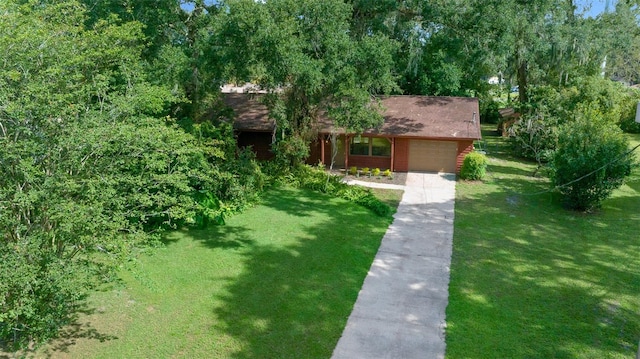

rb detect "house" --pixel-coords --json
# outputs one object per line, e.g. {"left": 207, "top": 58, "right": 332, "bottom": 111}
{"left": 224, "top": 93, "right": 482, "bottom": 174}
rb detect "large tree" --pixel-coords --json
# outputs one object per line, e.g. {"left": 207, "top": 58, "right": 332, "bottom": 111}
{"left": 0, "top": 0, "right": 230, "bottom": 348}
{"left": 217, "top": 0, "right": 398, "bottom": 166}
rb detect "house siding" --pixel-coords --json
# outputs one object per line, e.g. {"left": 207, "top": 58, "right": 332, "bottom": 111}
{"left": 394, "top": 138, "right": 410, "bottom": 172}
{"left": 456, "top": 140, "right": 475, "bottom": 173}
{"left": 297, "top": 135, "right": 473, "bottom": 174}
{"left": 308, "top": 140, "right": 321, "bottom": 165}
{"left": 347, "top": 156, "right": 392, "bottom": 171}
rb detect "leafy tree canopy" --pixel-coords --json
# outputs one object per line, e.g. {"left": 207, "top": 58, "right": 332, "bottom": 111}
{"left": 217, "top": 0, "right": 398, "bottom": 165}
{"left": 0, "top": 0, "right": 233, "bottom": 348}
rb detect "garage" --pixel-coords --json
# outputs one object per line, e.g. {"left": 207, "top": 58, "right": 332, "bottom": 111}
{"left": 408, "top": 140, "right": 458, "bottom": 173}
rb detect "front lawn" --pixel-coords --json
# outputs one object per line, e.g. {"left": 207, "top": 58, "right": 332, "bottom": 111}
{"left": 446, "top": 126, "right": 640, "bottom": 358}
{"left": 35, "top": 186, "right": 401, "bottom": 358}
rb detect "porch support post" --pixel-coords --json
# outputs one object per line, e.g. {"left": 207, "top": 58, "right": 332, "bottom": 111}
{"left": 390, "top": 137, "right": 395, "bottom": 172}
{"left": 344, "top": 134, "right": 349, "bottom": 169}
{"left": 320, "top": 134, "right": 325, "bottom": 166}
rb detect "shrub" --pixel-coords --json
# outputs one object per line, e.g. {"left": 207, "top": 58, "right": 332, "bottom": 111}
{"left": 479, "top": 96, "right": 504, "bottom": 124}
{"left": 361, "top": 167, "right": 370, "bottom": 175}
{"left": 349, "top": 166, "right": 358, "bottom": 175}
{"left": 460, "top": 152, "right": 488, "bottom": 180}
{"left": 382, "top": 169, "right": 392, "bottom": 177}
{"left": 272, "top": 135, "right": 310, "bottom": 168}
{"left": 372, "top": 168, "right": 381, "bottom": 176}
{"left": 291, "top": 165, "right": 391, "bottom": 216}
{"left": 509, "top": 110, "right": 558, "bottom": 164}
{"left": 552, "top": 110, "right": 634, "bottom": 211}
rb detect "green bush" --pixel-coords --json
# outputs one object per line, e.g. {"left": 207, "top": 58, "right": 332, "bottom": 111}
{"left": 552, "top": 110, "right": 634, "bottom": 211}
{"left": 272, "top": 135, "right": 310, "bottom": 168}
{"left": 460, "top": 152, "right": 488, "bottom": 180}
{"left": 479, "top": 96, "right": 504, "bottom": 124}
{"left": 372, "top": 168, "right": 381, "bottom": 176}
{"left": 349, "top": 166, "right": 358, "bottom": 175}
{"left": 382, "top": 169, "right": 392, "bottom": 177}
{"left": 291, "top": 165, "right": 391, "bottom": 217}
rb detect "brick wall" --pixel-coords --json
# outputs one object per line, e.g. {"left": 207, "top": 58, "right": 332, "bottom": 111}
{"left": 348, "top": 156, "right": 392, "bottom": 171}
{"left": 394, "top": 138, "right": 410, "bottom": 172}
{"left": 456, "top": 140, "right": 475, "bottom": 173}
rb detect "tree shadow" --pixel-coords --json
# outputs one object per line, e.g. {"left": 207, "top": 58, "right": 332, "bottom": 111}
{"left": 372, "top": 117, "right": 425, "bottom": 136}
{"left": 0, "top": 302, "right": 118, "bottom": 359}
{"left": 164, "top": 226, "right": 256, "bottom": 250}
{"left": 448, "top": 175, "right": 640, "bottom": 358}
{"left": 211, "top": 187, "right": 392, "bottom": 358}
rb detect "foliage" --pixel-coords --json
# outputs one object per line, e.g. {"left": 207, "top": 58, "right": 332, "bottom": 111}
{"left": 290, "top": 166, "right": 391, "bottom": 217}
{"left": 218, "top": 0, "right": 398, "bottom": 167}
{"left": 372, "top": 168, "right": 381, "bottom": 176}
{"left": 349, "top": 166, "right": 358, "bottom": 175}
{"left": 272, "top": 135, "right": 311, "bottom": 169}
{"left": 617, "top": 90, "right": 640, "bottom": 134}
{"left": 509, "top": 109, "right": 558, "bottom": 164}
{"left": 510, "top": 77, "right": 640, "bottom": 162}
{"left": 383, "top": 169, "right": 392, "bottom": 177}
{"left": 460, "top": 152, "right": 488, "bottom": 181}
{"left": 448, "top": 124, "right": 640, "bottom": 358}
{"left": 599, "top": 2, "right": 640, "bottom": 85}
{"left": 551, "top": 111, "right": 634, "bottom": 211}
{"left": 0, "top": 1, "right": 238, "bottom": 349}
{"left": 479, "top": 96, "right": 504, "bottom": 125}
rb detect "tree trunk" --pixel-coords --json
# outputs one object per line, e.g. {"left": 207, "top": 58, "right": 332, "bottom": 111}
{"left": 517, "top": 60, "right": 528, "bottom": 103}
{"left": 329, "top": 132, "right": 338, "bottom": 171}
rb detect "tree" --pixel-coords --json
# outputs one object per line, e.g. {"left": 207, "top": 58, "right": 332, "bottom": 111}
{"left": 0, "top": 0, "right": 227, "bottom": 348}
{"left": 551, "top": 109, "right": 634, "bottom": 211}
{"left": 217, "top": 0, "right": 398, "bottom": 167}
{"left": 599, "top": 1, "right": 640, "bottom": 85}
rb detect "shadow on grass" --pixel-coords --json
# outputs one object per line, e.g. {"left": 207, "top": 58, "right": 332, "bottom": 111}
{"left": 448, "top": 166, "right": 640, "bottom": 358}
{"left": 0, "top": 303, "right": 118, "bottom": 359}
{"left": 166, "top": 226, "right": 256, "bottom": 250}
{"left": 209, "top": 187, "right": 392, "bottom": 358}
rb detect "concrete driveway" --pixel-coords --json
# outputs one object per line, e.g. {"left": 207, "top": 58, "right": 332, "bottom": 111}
{"left": 332, "top": 172, "right": 456, "bottom": 359}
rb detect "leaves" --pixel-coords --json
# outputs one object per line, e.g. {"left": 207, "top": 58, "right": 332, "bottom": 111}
{"left": 0, "top": 1, "right": 226, "bottom": 348}
{"left": 552, "top": 110, "right": 634, "bottom": 211}
{"left": 218, "top": 0, "right": 398, "bottom": 165}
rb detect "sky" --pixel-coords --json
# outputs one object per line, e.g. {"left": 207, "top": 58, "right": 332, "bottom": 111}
{"left": 578, "top": 0, "right": 611, "bottom": 18}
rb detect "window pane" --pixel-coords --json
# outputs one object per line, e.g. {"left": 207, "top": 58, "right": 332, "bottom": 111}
{"left": 350, "top": 136, "right": 370, "bottom": 155}
{"left": 371, "top": 137, "right": 391, "bottom": 156}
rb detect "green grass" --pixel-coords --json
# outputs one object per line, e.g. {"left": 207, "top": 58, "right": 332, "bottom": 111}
{"left": 36, "top": 186, "right": 401, "bottom": 359}
{"left": 446, "top": 125, "right": 640, "bottom": 358}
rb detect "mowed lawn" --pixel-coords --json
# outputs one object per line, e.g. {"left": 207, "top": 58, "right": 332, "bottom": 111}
{"left": 38, "top": 187, "right": 401, "bottom": 359}
{"left": 446, "top": 128, "right": 640, "bottom": 358}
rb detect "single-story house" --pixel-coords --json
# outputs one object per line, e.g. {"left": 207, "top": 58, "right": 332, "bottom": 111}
{"left": 224, "top": 93, "right": 482, "bottom": 174}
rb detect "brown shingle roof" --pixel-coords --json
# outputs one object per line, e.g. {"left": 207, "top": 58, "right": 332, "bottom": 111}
{"left": 223, "top": 94, "right": 481, "bottom": 140}
{"left": 223, "top": 93, "right": 273, "bottom": 132}
{"left": 374, "top": 96, "right": 480, "bottom": 139}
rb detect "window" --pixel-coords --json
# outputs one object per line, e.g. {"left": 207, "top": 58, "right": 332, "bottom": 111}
{"left": 350, "top": 136, "right": 370, "bottom": 155}
{"left": 371, "top": 137, "right": 391, "bottom": 156}
{"left": 350, "top": 136, "right": 391, "bottom": 157}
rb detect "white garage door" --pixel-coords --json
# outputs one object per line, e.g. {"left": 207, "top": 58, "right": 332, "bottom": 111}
{"left": 408, "top": 140, "right": 458, "bottom": 173}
